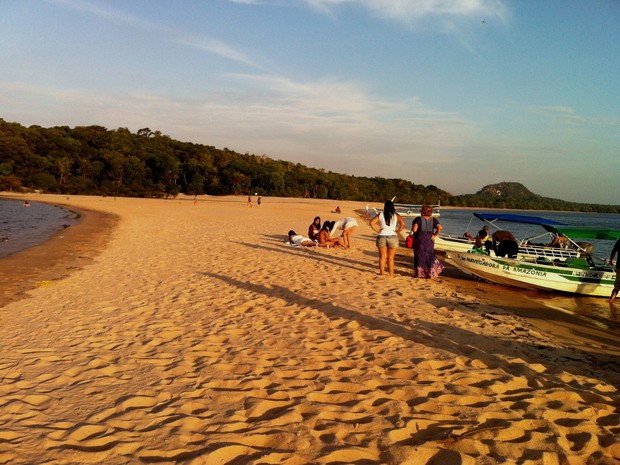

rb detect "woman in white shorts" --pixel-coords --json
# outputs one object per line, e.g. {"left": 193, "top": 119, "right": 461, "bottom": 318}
{"left": 369, "top": 201, "right": 405, "bottom": 277}
{"left": 331, "top": 217, "right": 359, "bottom": 248}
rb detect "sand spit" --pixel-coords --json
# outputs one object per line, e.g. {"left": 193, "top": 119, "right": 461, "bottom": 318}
{"left": 0, "top": 194, "right": 619, "bottom": 465}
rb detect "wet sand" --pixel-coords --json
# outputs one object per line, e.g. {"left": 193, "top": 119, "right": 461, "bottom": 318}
{"left": 1, "top": 193, "right": 619, "bottom": 464}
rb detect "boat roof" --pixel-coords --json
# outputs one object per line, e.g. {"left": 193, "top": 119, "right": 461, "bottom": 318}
{"left": 473, "top": 212, "right": 567, "bottom": 226}
{"left": 542, "top": 225, "right": 620, "bottom": 240}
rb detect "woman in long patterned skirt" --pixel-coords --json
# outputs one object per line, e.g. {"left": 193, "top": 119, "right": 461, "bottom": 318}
{"left": 411, "top": 204, "right": 444, "bottom": 278}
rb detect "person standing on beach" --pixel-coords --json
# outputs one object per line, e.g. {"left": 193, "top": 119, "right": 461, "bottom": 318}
{"left": 369, "top": 200, "right": 405, "bottom": 277}
{"left": 247, "top": 195, "right": 252, "bottom": 207}
{"left": 609, "top": 239, "right": 620, "bottom": 304}
{"left": 410, "top": 204, "right": 443, "bottom": 278}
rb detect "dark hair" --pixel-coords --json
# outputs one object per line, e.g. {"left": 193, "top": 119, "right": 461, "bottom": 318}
{"left": 312, "top": 216, "right": 321, "bottom": 226}
{"left": 288, "top": 230, "right": 296, "bottom": 237}
{"left": 383, "top": 200, "right": 396, "bottom": 226}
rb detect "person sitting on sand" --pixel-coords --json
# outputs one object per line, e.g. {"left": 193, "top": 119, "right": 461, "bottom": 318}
{"left": 288, "top": 230, "right": 317, "bottom": 247}
{"left": 308, "top": 216, "right": 321, "bottom": 242}
{"left": 318, "top": 221, "right": 343, "bottom": 248}
{"left": 331, "top": 217, "right": 358, "bottom": 248}
{"left": 492, "top": 230, "right": 519, "bottom": 258}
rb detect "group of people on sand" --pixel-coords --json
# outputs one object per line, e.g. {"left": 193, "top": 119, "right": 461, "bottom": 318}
{"left": 288, "top": 215, "right": 358, "bottom": 249}
{"left": 288, "top": 201, "right": 445, "bottom": 279}
{"left": 370, "top": 201, "right": 444, "bottom": 278}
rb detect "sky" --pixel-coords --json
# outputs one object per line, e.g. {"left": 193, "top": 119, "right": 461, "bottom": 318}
{"left": 1, "top": 0, "right": 619, "bottom": 204}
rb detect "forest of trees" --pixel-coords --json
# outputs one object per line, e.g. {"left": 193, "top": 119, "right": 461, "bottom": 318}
{"left": 0, "top": 119, "right": 618, "bottom": 213}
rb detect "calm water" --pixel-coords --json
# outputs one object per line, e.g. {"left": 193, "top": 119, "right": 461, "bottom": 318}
{"left": 412, "top": 208, "right": 620, "bottom": 330}
{"left": 0, "top": 199, "right": 80, "bottom": 259}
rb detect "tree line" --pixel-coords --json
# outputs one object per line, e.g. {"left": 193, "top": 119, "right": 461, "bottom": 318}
{"left": 0, "top": 119, "right": 617, "bottom": 213}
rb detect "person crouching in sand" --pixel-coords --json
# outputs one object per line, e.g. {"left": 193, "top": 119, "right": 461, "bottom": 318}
{"left": 318, "top": 221, "right": 343, "bottom": 248}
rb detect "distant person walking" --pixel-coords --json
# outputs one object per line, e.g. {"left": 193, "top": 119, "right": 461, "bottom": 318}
{"left": 257, "top": 196, "right": 262, "bottom": 206}
{"left": 247, "top": 195, "right": 252, "bottom": 208}
{"left": 609, "top": 239, "right": 620, "bottom": 304}
{"left": 370, "top": 200, "right": 405, "bottom": 277}
{"left": 410, "top": 204, "right": 443, "bottom": 278}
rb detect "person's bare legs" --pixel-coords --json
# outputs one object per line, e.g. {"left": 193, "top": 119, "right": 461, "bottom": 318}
{"left": 342, "top": 227, "right": 357, "bottom": 248}
{"left": 377, "top": 246, "right": 387, "bottom": 275}
{"left": 611, "top": 287, "right": 619, "bottom": 304}
{"left": 386, "top": 247, "right": 397, "bottom": 277}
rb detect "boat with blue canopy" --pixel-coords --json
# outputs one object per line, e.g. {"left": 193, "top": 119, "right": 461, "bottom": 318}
{"left": 444, "top": 225, "right": 619, "bottom": 297}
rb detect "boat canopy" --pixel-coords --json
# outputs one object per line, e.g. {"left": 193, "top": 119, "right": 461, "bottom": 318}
{"left": 473, "top": 213, "right": 567, "bottom": 226}
{"left": 542, "top": 225, "right": 620, "bottom": 241}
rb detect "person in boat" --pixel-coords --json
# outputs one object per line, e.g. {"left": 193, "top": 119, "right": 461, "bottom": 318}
{"left": 308, "top": 216, "right": 321, "bottom": 242}
{"left": 476, "top": 225, "right": 492, "bottom": 252}
{"left": 410, "top": 204, "right": 444, "bottom": 278}
{"left": 492, "top": 230, "right": 519, "bottom": 258}
{"left": 331, "top": 217, "right": 358, "bottom": 248}
{"left": 287, "top": 231, "right": 317, "bottom": 247}
{"left": 609, "top": 239, "right": 620, "bottom": 304}
{"left": 369, "top": 200, "right": 406, "bottom": 277}
{"left": 546, "top": 234, "right": 568, "bottom": 248}
{"left": 318, "top": 221, "right": 343, "bottom": 248}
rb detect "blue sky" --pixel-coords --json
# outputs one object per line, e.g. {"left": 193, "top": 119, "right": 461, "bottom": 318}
{"left": 1, "top": 0, "right": 618, "bottom": 204}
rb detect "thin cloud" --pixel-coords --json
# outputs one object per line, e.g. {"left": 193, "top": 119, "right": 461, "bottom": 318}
{"left": 529, "top": 106, "right": 586, "bottom": 125}
{"left": 47, "top": 0, "right": 259, "bottom": 68}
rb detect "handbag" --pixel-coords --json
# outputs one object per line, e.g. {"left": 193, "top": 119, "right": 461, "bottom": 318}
{"left": 405, "top": 234, "right": 413, "bottom": 249}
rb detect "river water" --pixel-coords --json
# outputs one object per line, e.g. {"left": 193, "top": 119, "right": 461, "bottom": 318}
{"left": 0, "top": 198, "right": 80, "bottom": 259}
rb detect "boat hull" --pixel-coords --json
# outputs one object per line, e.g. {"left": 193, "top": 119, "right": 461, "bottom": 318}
{"left": 446, "top": 251, "right": 616, "bottom": 297}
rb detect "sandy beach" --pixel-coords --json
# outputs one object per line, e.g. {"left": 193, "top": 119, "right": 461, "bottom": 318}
{"left": 1, "top": 193, "right": 619, "bottom": 465}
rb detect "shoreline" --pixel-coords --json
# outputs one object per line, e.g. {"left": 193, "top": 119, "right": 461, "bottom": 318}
{"left": 1, "top": 193, "right": 619, "bottom": 464}
{"left": 0, "top": 195, "right": 119, "bottom": 308}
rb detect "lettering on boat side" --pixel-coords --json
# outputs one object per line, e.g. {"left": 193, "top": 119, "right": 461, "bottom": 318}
{"left": 459, "top": 255, "right": 500, "bottom": 269}
{"left": 571, "top": 270, "right": 612, "bottom": 279}
{"left": 511, "top": 266, "right": 547, "bottom": 277}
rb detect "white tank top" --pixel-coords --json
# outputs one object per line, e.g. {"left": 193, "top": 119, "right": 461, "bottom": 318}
{"left": 377, "top": 213, "right": 398, "bottom": 236}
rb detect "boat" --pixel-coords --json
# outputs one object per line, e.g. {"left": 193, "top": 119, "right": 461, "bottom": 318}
{"left": 435, "top": 212, "right": 582, "bottom": 261}
{"left": 375, "top": 200, "right": 440, "bottom": 218}
{"left": 443, "top": 225, "right": 620, "bottom": 297}
{"left": 394, "top": 203, "right": 440, "bottom": 218}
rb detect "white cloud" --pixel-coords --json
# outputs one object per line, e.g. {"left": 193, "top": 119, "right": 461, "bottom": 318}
{"left": 47, "top": 0, "right": 258, "bottom": 67}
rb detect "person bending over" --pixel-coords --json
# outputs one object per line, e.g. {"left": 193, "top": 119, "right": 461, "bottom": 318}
{"left": 492, "top": 230, "right": 519, "bottom": 258}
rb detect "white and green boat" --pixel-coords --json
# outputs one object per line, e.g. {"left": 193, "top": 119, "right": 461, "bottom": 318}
{"left": 444, "top": 225, "right": 619, "bottom": 297}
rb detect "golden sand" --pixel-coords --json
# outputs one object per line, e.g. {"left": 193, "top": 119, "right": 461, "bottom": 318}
{"left": 1, "top": 193, "right": 619, "bottom": 465}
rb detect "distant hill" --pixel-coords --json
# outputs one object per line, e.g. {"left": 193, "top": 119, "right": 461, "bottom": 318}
{"left": 453, "top": 182, "right": 619, "bottom": 213}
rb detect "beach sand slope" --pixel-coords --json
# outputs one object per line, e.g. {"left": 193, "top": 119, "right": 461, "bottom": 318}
{"left": 1, "top": 194, "right": 619, "bottom": 465}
